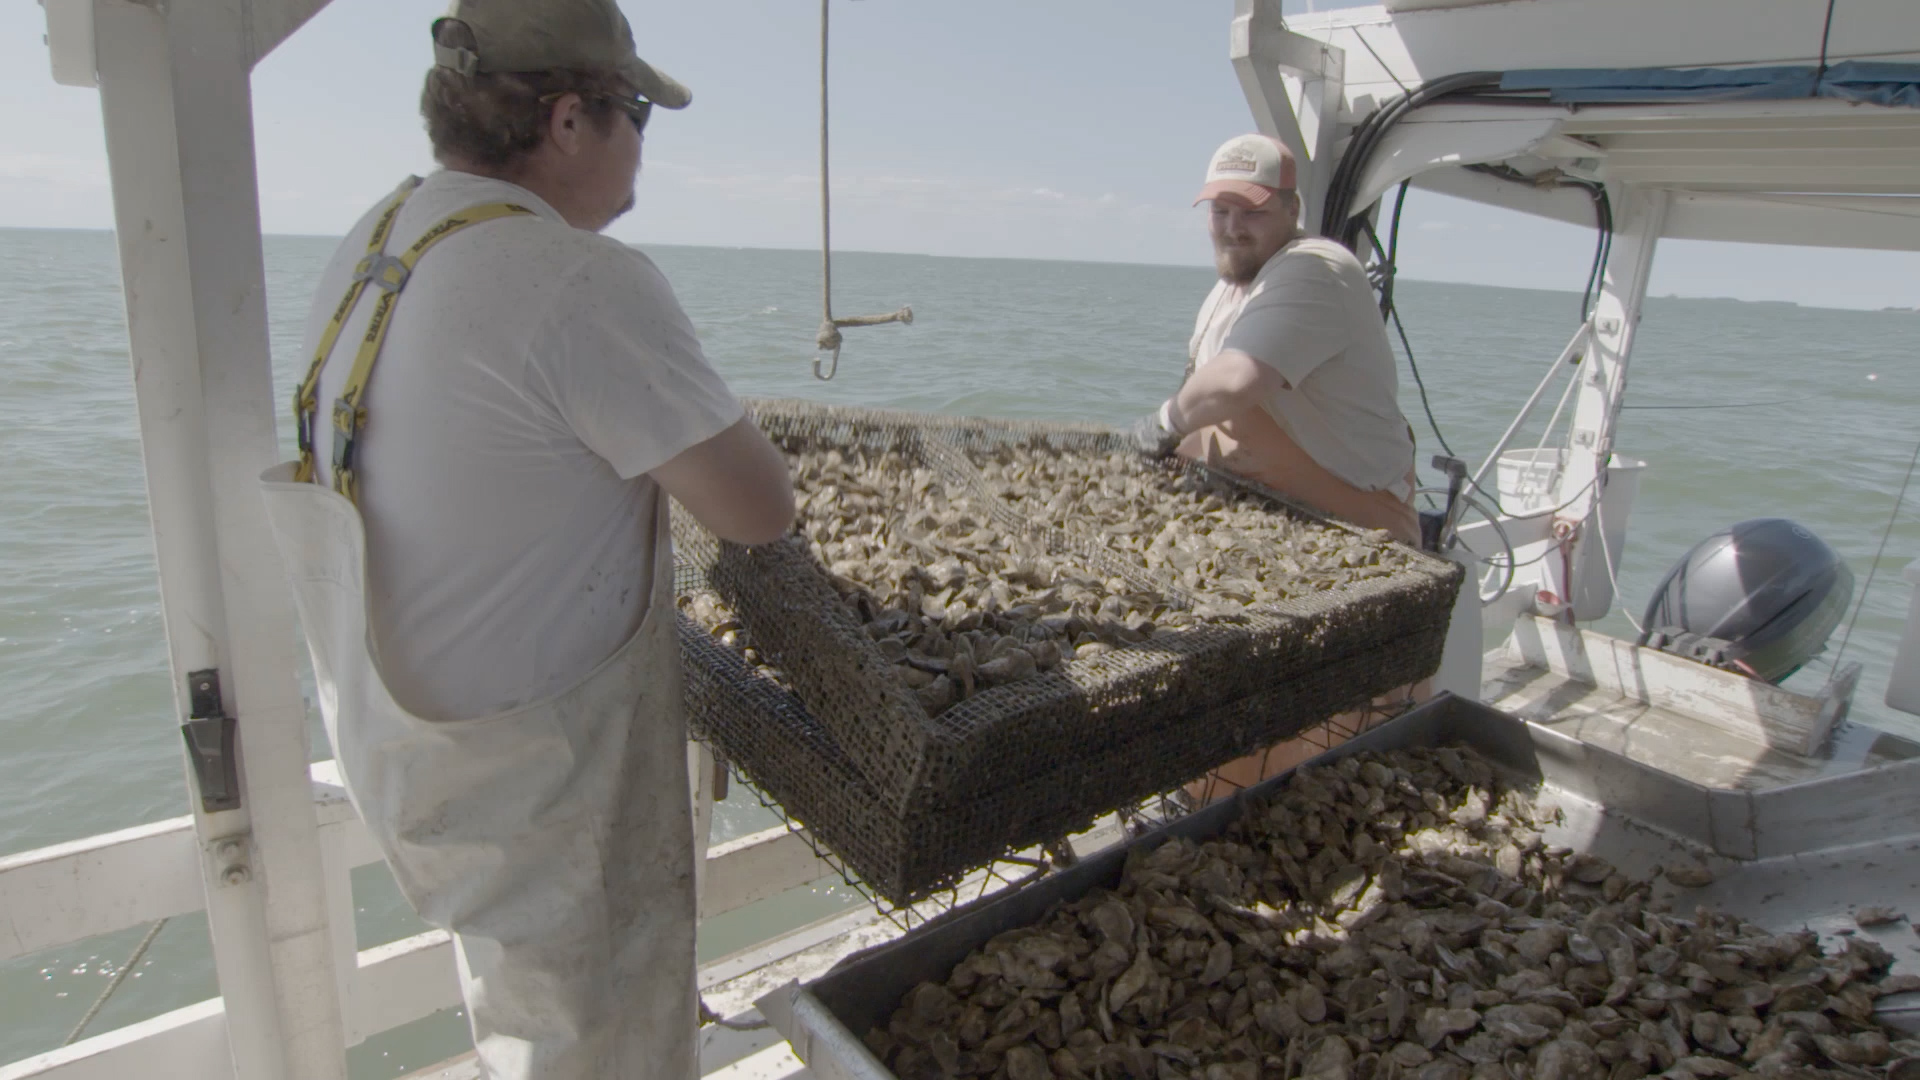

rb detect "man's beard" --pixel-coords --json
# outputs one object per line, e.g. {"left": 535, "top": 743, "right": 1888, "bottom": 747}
{"left": 1213, "top": 241, "right": 1269, "bottom": 285}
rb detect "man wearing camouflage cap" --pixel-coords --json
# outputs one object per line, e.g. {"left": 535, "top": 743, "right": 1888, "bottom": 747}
{"left": 259, "top": 1, "right": 794, "bottom": 1075}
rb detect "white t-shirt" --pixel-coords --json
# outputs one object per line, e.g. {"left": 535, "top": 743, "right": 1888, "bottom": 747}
{"left": 301, "top": 172, "right": 743, "bottom": 721}
{"left": 1189, "top": 237, "right": 1414, "bottom": 499}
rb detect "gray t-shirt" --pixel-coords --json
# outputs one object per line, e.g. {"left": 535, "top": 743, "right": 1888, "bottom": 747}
{"left": 1189, "top": 237, "right": 1414, "bottom": 499}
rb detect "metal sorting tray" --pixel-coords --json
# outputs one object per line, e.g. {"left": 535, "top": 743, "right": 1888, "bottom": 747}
{"left": 757, "top": 693, "right": 1920, "bottom": 1079}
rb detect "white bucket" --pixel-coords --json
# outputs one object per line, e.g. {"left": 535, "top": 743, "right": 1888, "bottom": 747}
{"left": 1888, "top": 559, "right": 1920, "bottom": 717}
{"left": 1495, "top": 449, "right": 1566, "bottom": 515}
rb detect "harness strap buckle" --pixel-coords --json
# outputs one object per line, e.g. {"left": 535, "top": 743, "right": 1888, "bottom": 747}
{"left": 331, "top": 400, "right": 363, "bottom": 475}
{"left": 353, "top": 253, "right": 412, "bottom": 294}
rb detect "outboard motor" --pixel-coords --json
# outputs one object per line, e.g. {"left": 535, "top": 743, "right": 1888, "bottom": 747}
{"left": 1637, "top": 518, "right": 1853, "bottom": 684}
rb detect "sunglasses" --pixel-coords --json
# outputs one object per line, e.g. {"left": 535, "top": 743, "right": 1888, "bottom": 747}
{"left": 539, "top": 92, "right": 652, "bottom": 135}
{"left": 604, "top": 95, "right": 652, "bottom": 135}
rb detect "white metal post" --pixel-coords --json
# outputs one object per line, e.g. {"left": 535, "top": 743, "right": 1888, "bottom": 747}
{"left": 91, "top": 0, "right": 347, "bottom": 1076}
{"left": 1557, "top": 186, "right": 1670, "bottom": 621}
{"left": 1231, "top": 0, "right": 1345, "bottom": 236}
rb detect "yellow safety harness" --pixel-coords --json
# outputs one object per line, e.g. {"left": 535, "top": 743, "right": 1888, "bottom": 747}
{"left": 292, "top": 176, "right": 535, "bottom": 502}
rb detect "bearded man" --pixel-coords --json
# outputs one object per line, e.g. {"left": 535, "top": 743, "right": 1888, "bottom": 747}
{"left": 1132, "top": 134, "right": 1424, "bottom": 798}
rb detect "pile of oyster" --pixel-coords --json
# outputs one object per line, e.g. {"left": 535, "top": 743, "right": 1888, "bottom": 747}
{"left": 684, "top": 444, "right": 1201, "bottom": 717}
{"left": 870, "top": 746, "right": 1919, "bottom": 1080}
{"left": 679, "top": 590, "right": 789, "bottom": 688}
{"left": 973, "top": 445, "right": 1417, "bottom": 610}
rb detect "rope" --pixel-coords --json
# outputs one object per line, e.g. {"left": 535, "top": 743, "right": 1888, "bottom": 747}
{"left": 1829, "top": 431, "right": 1920, "bottom": 680}
{"left": 811, "top": 0, "right": 911, "bottom": 381}
{"left": 1620, "top": 400, "right": 1792, "bottom": 411}
{"left": 64, "top": 918, "right": 167, "bottom": 1046}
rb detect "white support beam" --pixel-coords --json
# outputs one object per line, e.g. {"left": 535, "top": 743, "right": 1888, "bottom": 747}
{"left": 1557, "top": 185, "right": 1668, "bottom": 621}
{"left": 1286, "top": 0, "right": 1920, "bottom": 108}
{"left": 1604, "top": 165, "right": 1920, "bottom": 193}
{"left": 0, "top": 771, "right": 833, "bottom": 973}
{"left": 0, "top": 1000, "right": 232, "bottom": 1080}
{"left": 91, "top": 0, "right": 346, "bottom": 1075}
{"left": 1567, "top": 109, "right": 1920, "bottom": 136}
{"left": 352, "top": 932, "right": 462, "bottom": 1042}
{"left": 1232, "top": 0, "right": 1346, "bottom": 235}
{"left": 240, "top": 0, "right": 336, "bottom": 70}
{"left": 1606, "top": 128, "right": 1920, "bottom": 152}
{"left": 0, "top": 932, "right": 460, "bottom": 1080}
{"left": 1664, "top": 192, "right": 1920, "bottom": 252}
{"left": 41, "top": 0, "right": 95, "bottom": 87}
{"left": 1350, "top": 115, "right": 1563, "bottom": 217}
{"left": 1410, "top": 165, "right": 1603, "bottom": 230}
{"left": 700, "top": 827, "right": 838, "bottom": 920}
{"left": 1608, "top": 145, "right": 1920, "bottom": 168}
{"left": 0, "top": 819, "right": 202, "bottom": 963}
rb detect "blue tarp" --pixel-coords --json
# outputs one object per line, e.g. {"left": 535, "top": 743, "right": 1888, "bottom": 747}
{"left": 1500, "top": 61, "right": 1920, "bottom": 110}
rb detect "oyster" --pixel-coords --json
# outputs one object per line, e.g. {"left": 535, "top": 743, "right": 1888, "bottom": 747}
{"left": 973, "top": 442, "right": 1417, "bottom": 608}
{"left": 687, "top": 442, "right": 1205, "bottom": 716}
{"left": 873, "top": 745, "right": 1912, "bottom": 1080}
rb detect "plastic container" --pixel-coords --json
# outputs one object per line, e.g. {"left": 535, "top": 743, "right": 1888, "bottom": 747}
{"left": 1495, "top": 448, "right": 1567, "bottom": 515}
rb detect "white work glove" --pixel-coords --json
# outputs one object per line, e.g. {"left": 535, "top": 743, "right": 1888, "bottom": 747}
{"left": 1129, "top": 400, "right": 1184, "bottom": 458}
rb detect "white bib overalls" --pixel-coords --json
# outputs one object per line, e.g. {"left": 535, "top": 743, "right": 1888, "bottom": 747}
{"left": 260, "top": 177, "right": 705, "bottom": 1078}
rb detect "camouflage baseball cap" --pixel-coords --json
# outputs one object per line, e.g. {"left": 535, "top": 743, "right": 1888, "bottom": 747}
{"left": 431, "top": 0, "right": 691, "bottom": 109}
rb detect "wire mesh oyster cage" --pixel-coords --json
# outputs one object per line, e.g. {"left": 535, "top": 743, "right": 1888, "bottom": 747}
{"left": 674, "top": 400, "right": 1463, "bottom": 908}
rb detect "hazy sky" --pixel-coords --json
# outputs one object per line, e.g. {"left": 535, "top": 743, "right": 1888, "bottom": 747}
{"left": 8, "top": 0, "right": 1918, "bottom": 308}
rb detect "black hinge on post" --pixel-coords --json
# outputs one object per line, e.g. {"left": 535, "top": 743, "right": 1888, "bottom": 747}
{"left": 181, "top": 668, "right": 241, "bottom": 813}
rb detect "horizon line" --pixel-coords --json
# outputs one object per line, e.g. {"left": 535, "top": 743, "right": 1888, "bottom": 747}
{"left": 0, "top": 223, "right": 1894, "bottom": 310}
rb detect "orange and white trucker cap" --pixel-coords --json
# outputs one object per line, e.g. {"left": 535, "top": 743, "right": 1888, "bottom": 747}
{"left": 1194, "top": 135, "right": 1297, "bottom": 207}
{"left": 431, "top": 0, "right": 691, "bottom": 110}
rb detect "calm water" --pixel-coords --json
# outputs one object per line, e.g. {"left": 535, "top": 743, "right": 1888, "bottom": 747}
{"left": 1, "top": 228, "right": 1914, "bottom": 1072}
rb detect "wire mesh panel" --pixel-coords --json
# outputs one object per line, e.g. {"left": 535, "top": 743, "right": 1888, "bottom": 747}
{"left": 676, "top": 400, "right": 1462, "bottom": 907}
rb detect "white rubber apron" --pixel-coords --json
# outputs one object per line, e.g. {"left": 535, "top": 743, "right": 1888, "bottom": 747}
{"left": 258, "top": 181, "right": 702, "bottom": 1079}
{"left": 261, "top": 467, "right": 699, "bottom": 1079}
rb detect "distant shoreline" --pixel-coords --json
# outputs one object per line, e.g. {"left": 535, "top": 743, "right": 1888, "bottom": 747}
{"left": 3, "top": 225, "right": 1908, "bottom": 313}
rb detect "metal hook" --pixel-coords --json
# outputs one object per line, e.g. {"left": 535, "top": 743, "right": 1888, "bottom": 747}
{"left": 813, "top": 344, "right": 841, "bottom": 381}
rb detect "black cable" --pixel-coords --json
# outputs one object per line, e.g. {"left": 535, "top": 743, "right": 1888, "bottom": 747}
{"left": 1387, "top": 303, "right": 1456, "bottom": 460}
{"left": 1813, "top": 0, "right": 1839, "bottom": 95}
{"left": 1498, "top": 473, "right": 1601, "bottom": 522}
{"left": 1422, "top": 93, "right": 1564, "bottom": 107}
{"left": 1485, "top": 542, "right": 1564, "bottom": 573}
{"left": 1320, "top": 71, "right": 1505, "bottom": 248}
{"left": 1361, "top": 187, "right": 1457, "bottom": 463}
{"left": 1382, "top": 180, "right": 1411, "bottom": 317}
{"left": 1579, "top": 186, "right": 1613, "bottom": 321}
{"left": 1362, "top": 218, "right": 1393, "bottom": 316}
{"left": 1461, "top": 162, "right": 1612, "bottom": 322}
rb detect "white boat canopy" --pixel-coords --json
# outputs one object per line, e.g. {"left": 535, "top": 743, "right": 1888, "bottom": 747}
{"left": 1235, "top": 0, "right": 1920, "bottom": 251}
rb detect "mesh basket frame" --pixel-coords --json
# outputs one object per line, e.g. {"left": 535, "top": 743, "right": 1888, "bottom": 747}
{"left": 675, "top": 400, "right": 1464, "bottom": 906}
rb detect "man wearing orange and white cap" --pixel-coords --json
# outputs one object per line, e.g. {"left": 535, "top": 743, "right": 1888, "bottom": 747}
{"left": 1131, "top": 134, "right": 1424, "bottom": 798}
{"left": 1131, "top": 133, "right": 1419, "bottom": 545}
